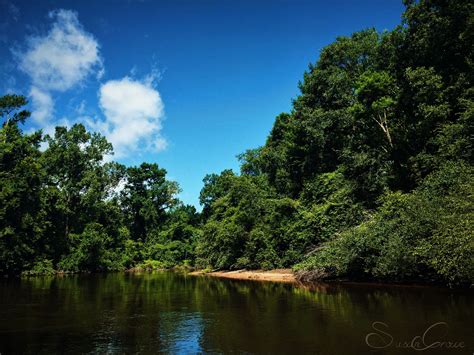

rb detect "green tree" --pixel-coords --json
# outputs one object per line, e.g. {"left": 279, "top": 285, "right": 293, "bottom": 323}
{"left": 121, "top": 163, "right": 179, "bottom": 242}
{"left": 40, "top": 124, "right": 115, "bottom": 264}
{"left": 0, "top": 96, "right": 43, "bottom": 274}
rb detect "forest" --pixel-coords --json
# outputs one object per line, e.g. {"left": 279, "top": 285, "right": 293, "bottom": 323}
{"left": 1, "top": 0, "right": 472, "bottom": 287}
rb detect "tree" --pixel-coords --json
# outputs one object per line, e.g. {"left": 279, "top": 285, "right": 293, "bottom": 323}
{"left": 40, "top": 124, "right": 117, "bottom": 265}
{"left": 0, "top": 96, "right": 43, "bottom": 274}
{"left": 0, "top": 95, "right": 30, "bottom": 126}
{"left": 121, "top": 163, "right": 179, "bottom": 242}
{"left": 199, "top": 169, "right": 236, "bottom": 219}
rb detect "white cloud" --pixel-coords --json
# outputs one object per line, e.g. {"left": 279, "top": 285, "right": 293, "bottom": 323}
{"left": 75, "top": 100, "right": 86, "bottom": 115}
{"left": 15, "top": 9, "right": 102, "bottom": 126}
{"left": 29, "top": 86, "right": 54, "bottom": 124}
{"left": 13, "top": 8, "right": 169, "bottom": 160}
{"left": 96, "top": 77, "right": 166, "bottom": 158}
{"left": 18, "top": 9, "right": 102, "bottom": 92}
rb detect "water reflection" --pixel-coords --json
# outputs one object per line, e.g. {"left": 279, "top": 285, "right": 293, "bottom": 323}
{"left": 0, "top": 272, "right": 472, "bottom": 354}
{"left": 159, "top": 312, "right": 204, "bottom": 353}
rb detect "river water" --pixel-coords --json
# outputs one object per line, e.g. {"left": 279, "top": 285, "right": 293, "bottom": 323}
{"left": 0, "top": 272, "right": 472, "bottom": 354}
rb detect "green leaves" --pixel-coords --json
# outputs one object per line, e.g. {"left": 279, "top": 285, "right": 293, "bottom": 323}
{"left": 0, "top": 95, "right": 30, "bottom": 126}
{"left": 0, "top": 96, "right": 190, "bottom": 275}
{"left": 296, "top": 163, "right": 474, "bottom": 286}
{"left": 121, "top": 163, "right": 180, "bottom": 242}
{"left": 197, "top": 0, "right": 474, "bottom": 287}
{"left": 0, "top": 98, "right": 43, "bottom": 274}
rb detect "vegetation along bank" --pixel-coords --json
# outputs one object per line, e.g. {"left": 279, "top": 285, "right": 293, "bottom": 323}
{"left": 1, "top": 0, "right": 472, "bottom": 287}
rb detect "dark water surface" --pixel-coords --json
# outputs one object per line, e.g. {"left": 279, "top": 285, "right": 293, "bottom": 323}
{"left": 0, "top": 272, "right": 472, "bottom": 354}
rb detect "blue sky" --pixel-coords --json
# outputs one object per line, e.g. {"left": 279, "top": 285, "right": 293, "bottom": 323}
{"left": 0, "top": 0, "right": 404, "bottom": 208}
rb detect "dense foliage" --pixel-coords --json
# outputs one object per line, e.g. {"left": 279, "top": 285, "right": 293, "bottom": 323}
{"left": 1, "top": 0, "right": 472, "bottom": 286}
{"left": 0, "top": 97, "right": 200, "bottom": 274}
{"left": 195, "top": 0, "right": 473, "bottom": 287}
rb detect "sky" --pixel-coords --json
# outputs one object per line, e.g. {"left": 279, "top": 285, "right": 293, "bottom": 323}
{"left": 0, "top": 0, "right": 405, "bottom": 208}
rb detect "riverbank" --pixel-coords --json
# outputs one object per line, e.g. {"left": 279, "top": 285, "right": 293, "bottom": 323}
{"left": 190, "top": 269, "right": 296, "bottom": 283}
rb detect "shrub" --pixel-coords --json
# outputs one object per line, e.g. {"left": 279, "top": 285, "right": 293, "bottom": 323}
{"left": 22, "top": 258, "right": 55, "bottom": 276}
{"left": 295, "top": 163, "right": 474, "bottom": 287}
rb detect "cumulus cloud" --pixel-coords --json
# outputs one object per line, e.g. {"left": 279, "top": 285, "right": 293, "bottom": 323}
{"left": 18, "top": 9, "right": 102, "bottom": 91}
{"left": 96, "top": 77, "right": 167, "bottom": 158}
{"left": 16, "top": 9, "right": 102, "bottom": 124}
{"left": 13, "top": 8, "right": 169, "bottom": 159}
{"left": 29, "top": 86, "right": 54, "bottom": 124}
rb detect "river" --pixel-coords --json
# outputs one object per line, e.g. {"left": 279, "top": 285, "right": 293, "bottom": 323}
{"left": 0, "top": 272, "right": 472, "bottom": 354}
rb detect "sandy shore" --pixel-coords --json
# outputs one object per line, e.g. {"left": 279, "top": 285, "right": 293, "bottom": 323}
{"left": 190, "top": 269, "right": 296, "bottom": 283}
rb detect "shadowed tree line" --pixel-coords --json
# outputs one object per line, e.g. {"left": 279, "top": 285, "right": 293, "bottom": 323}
{"left": 1, "top": 0, "right": 472, "bottom": 286}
